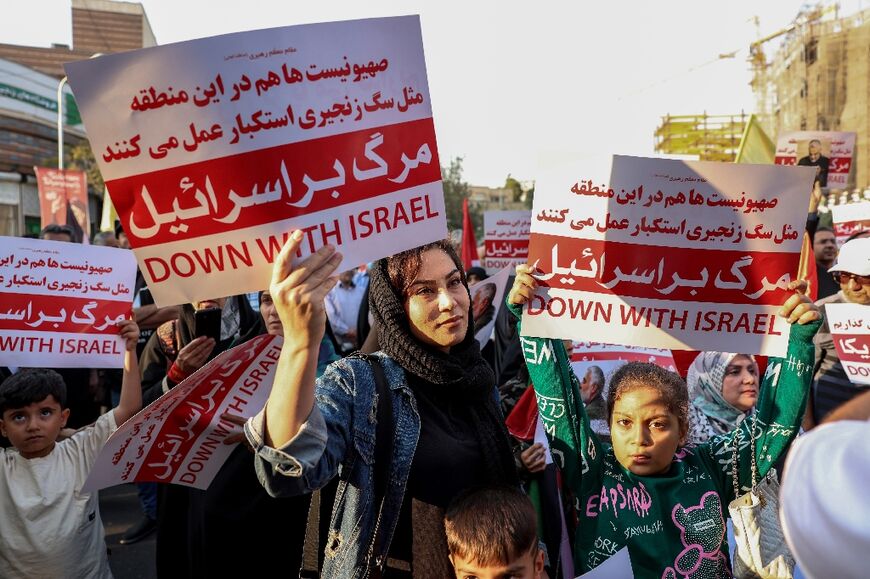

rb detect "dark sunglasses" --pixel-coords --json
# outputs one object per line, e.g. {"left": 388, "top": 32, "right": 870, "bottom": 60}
{"left": 832, "top": 271, "right": 870, "bottom": 285}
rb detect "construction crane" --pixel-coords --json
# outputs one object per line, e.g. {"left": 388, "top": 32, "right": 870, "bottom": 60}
{"left": 749, "top": 4, "right": 839, "bottom": 120}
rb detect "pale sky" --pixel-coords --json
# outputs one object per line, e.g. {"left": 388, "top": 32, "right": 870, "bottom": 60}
{"left": 2, "top": 0, "right": 865, "bottom": 186}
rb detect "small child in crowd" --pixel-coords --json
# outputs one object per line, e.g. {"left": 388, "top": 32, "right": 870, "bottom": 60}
{"left": 0, "top": 320, "right": 141, "bottom": 578}
{"left": 445, "top": 486, "right": 545, "bottom": 579}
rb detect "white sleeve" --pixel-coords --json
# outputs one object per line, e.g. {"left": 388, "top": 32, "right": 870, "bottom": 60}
{"left": 67, "top": 411, "right": 118, "bottom": 481}
{"left": 324, "top": 289, "right": 349, "bottom": 335}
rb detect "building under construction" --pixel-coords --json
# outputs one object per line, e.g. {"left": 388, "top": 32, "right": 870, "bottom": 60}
{"left": 654, "top": 113, "right": 749, "bottom": 162}
{"left": 657, "top": 4, "right": 870, "bottom": 191}
{"left": 751, "top": 3, "right": 870, "bottom": 189}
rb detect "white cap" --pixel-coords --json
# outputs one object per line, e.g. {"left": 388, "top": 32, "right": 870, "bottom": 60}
{"left": 828, "top": 237, "right": 870, "bottom": 276}
{"left": 780, "top": 420, "right": 870, "bottom": 579}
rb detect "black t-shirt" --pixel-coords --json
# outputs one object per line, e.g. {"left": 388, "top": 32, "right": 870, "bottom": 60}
{"left": 387, "top": 375, "right": 489, "bottom": 577}
{"left": 815, "top": 261, "right": 840, "bottom": 300}
{"left": 797, "top": 154, "right": 830, "bottom": 187}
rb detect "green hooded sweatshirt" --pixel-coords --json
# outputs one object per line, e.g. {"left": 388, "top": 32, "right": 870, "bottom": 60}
{"left": 510, "top": 302, "right": 819, "bottom": 578}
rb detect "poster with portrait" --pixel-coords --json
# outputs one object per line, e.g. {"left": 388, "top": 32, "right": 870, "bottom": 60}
{"left": 469, "top": 265, "right": 511, "bottom": 349}
{"left": 774, "top": 131, "right": 856, "bottom": 188}
{"left": 34, "top": 167, "right": 90, "bottom": 242}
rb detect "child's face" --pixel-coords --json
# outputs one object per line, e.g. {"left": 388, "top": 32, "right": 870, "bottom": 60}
{"left": 450, "top": 546, "right": 544, "bottom": 579}
{"left": 610, "top": 386, "right": 685, "bottom": 476}
{"left": 0, "top": 395, "right": 69, "bottom": 459}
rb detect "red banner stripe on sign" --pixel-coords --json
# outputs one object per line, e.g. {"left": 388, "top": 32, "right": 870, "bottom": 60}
{"left": 834, "top": 335, "right": 870, "bottom": 365}
{"left": 0, "top": 293, "right": 131, "bottom": 334}
{"left": 485, "top": 239, "right": 529, "bottom": 257}
{"left": 107, "top": 118, "right": 441, "bottom": 248}
{"left": 527, "top": 233, "right": 799, "bottom": 306}
{"left": 571, "top": 351, "right": 675, "bottom": 365}
{"left": 136, "top": 337, "right": 269, "bottom": 482}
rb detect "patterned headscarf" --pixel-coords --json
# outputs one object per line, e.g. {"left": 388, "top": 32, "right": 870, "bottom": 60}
{"left": 686, "top": 351, "right": 754, "bottom": 436}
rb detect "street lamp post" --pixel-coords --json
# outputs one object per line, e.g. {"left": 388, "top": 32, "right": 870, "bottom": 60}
{"left": 56, "top": 53, "right": 102, "bottom": 170}
{"left": 56, "top": 76, "right": 68, "bottom": 170}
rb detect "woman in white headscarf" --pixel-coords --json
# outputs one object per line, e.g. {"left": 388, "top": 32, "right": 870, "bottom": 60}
{"left": 686, "top": 352, "right": 760, "bottom": 444}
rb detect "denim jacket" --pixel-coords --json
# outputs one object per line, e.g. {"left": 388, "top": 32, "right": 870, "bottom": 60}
{"left": 245, "top": 352, "right": 420, "bottom": 579}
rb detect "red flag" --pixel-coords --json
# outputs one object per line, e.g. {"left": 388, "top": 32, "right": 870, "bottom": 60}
{"left": 505, "top": 386, "right": 538, "bottom": 441}
{"left": 460, "top": 197, "right": 478, "bottom": 270}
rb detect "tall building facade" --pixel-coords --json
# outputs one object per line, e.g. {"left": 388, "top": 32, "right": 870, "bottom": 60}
{"left": 0, "top": 0, "right": 155, "bottom": 236}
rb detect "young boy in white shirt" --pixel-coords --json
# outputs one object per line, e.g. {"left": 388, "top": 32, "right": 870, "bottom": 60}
{"left": 0, "top": 320, "right": 141, "bottom": 578}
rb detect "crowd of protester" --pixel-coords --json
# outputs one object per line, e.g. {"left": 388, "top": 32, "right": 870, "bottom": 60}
{"left": 0, "top": 190, "right": 868, "bottom": 579}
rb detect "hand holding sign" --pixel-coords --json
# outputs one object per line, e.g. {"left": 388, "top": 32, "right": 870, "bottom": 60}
{"left": 118, "top": 319, "right": 140, "bottom": 351}
{"left": 270, "top": 229, "right": 341, "bottom": 348}
{"left": 508, "top": 263, "right": 539, "bottom": 306}
{"left": 263, "top": 230, "right": 341, "bottom": 449}
{"left": 779, "top": 280, "right": 820, "bottom": 325}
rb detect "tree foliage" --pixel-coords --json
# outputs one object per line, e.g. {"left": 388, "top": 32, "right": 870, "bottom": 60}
{"left": 505, "top": 175, "right": 523, "bottom": 202}
{"left": 441, "top": 156, "right": 483, "bottom": 241}
{"left": 67, "top": 141, "right": 104, "bottom": 194}
{"left": 505, "top": 174, "right": 534, "bottom": 209}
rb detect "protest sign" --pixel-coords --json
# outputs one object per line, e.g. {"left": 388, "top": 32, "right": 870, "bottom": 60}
{"left": 64, "top": 16, "right": 446, "bottom": 307}
{"left": 522, "top": 155, "right": 816, "bottom": 357}
{"left": 83, "top": 334, "right": 281, "bottom": 492}
{"left": 482, "top": 210, "right": 531, "bottom": 273}
{"left": 831, "top": 201, "right": 870, "bottom": 247}
{"left": 0, "top": 237, "right": 136, "bottom": 368}
{"left": 774, "top": 131, "right": 855, "bottom": 188}
{"left": 825, "top": 303, "right": 870, "bottom": 386}
{"left": 34, "top": 167, "right": 90, "bottom": 241}
{"left": 470, "top": 265, "right": 511, "bottom": 349}
{"left": 569, "top": 342, "right": 677, "bottom": 382}
{"left": 577, "top": 547, "right": 632, "bottom": 579}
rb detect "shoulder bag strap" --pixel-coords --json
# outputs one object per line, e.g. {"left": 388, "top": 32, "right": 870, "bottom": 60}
{"left": 366, "top": 355, "right": 393, "bottom": 578}
{"left": 299, "top": 354, "right": 394, "bottom": 578}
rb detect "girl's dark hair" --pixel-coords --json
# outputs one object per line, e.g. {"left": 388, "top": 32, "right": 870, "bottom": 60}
{"left": 385, "top": 239, "right": 467, "bottom": 298}
{"left": 607, "top": 362, "right": 689, "bottom": 431}
{"left": 0, "top": 369, "right": 67, "bottom": 414}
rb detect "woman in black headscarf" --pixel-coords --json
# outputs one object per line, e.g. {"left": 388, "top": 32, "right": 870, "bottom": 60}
{"left": 245, "top": 233, "right": 518, "bottom": 578}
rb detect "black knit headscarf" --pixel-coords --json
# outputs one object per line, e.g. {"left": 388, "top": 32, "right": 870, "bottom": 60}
{"left": 369, "top": 241, "right": 518, "bottom": 486}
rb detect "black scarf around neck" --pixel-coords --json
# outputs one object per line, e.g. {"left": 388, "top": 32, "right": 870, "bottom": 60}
{"left": 369, "top": 258, "right": 518, "bottom": 486}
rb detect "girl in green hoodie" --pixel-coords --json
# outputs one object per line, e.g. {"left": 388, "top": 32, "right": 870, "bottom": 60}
{"left": 507, "top": 264, "right": 821, "bottom": 578}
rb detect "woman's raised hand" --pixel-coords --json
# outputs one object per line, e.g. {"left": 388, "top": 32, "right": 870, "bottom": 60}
{"left": 271, "top": 230, "right": 342, "bottom": 348}
{"left": 779, "top": 279, "right": 821, "bottom": 325}
{"left": 508, "top": 263, "right": 539, "bottom": 306}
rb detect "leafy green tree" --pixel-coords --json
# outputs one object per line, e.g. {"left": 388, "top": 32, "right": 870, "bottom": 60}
{"left": 68, "top": 141, "right": 105, "bottom": 194}
{"left": 523, "top": 183, "right": 534, "bottom": 210}
{"left": 441, "top": 157, "right": 483, "bottom": 240}
{"left": 505, "top": 175, "right": 523, "bottom": 203}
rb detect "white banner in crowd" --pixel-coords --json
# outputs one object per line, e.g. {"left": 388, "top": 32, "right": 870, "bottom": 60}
{"left": 825, "top": 303, "right": 870, "bottom": 386}
{"left": 831, "top": 201, "right": 870, "bottom": 247}
{"left": 0, "top": 237, "right": 137, "bottom": 368}
{"left": 84, "top": 334, "right": 281, "bottom": 492}
{"left": 568, "top": 342, "right": 677, "bottom": 387}
{"left": 469, "top": 265, "right": 511, "bottom": 349}
{"left": 774, "top": 130, "right": 856, "bottom": 188}
{"left": 482, "top": 210, "right": 531, "bottom": 274}
{"left": 522, "top": 155, "right": 816, "bottom": 357}
{"left": 65, "top": 16, "right": 446, "bottom": 307}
